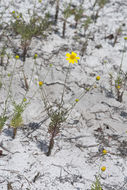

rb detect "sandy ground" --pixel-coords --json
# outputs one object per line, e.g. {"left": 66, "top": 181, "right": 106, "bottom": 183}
{"left": 0, "top": 0, "right": 127, "bottom": 189}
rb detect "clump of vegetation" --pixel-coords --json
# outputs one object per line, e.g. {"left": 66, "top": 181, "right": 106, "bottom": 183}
{"left": 108, "top": 38, "right": 127, "bottom": 102}
{"left": 73, "top": 6, "right": 84, "bottom": 29}
{"left": 10, "top": 101, "right": 27, "bottom": 139}
{"left": 110, "top": 72, "right": 127, "bottom": 103}
{"left": 92, "top": 0, "right": 109, "bottom": 21}
{"left": 91, "top": 176, "right": 102, "bottom": 190}
{"left": 91, "top": 150, "right": 107, "bottom": 190}
{"left": 37, "top": 52, "right": 100, "bottom": 156}
{"left": 62, "top": 3, "right": 73, "bottom": 38}
{"left": 0, "top": 116, "right": 7, "bottom": 132}
{"left": 0, "top": 46, "right": 6, "bottom": 66}
{"left": 54, "top": 0, "right": 60, "bottom": 24}
{"left": 46, "top": 108, "right": 67, "bottom": 156}
{"left": 82, "top": 16, "right": 92, "bottom": 36}
{"left": 11, "top": 11, "right": 51, "bottom": 61}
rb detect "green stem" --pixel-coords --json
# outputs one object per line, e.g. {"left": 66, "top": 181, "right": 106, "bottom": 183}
{"left": 3, "top": 59, "right": 17, "bottom": 116}
{"left": 60, "top": 63, "right": 71, "bottom": 108}
{"left": 119, "top": 40, "right": 125, "bottom": 74}
{"left": 65, "top": 82, "right": 96, "bottom": 119}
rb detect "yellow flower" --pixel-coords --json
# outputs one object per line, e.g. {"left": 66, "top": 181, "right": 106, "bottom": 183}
{"left": 15, "top": 55, "right": 19, "bottom": 59}
{"left": 101, "top": 166, "right": 106, "bottom": 172}
{"left": 49, "top": 64, "right": 53, "bottom": 67}
{"left": 17, "top": 15, "right": 20, "bottom": 19}
{"left": 39, "top": 81, "right": 43, "bottom": 86}
{"left": 23, "top": 98, "right": 27, "bottom": 102}
{"left": 7, "top": 73, "right": 11, "bottom": 77}
{"left": 66, "top": 52, "right": 80, "bottom": 64}
{"left": 75, "top": 99, "right": 79, "bottom": 102}
{"left": 86, "top": 87, "right": 90, "bottom": 91}
{"left": 38, "top": 0, "right": 42, "bottom": 2}
{"left": 102, "top": 149, "right": 107, "bottom": 155}
{"left": 34, "top": 54, "right": 38, "bottom": 59}
{"left": 117, "top": 85, "right": 120, "bottom": 89}
{"left": 96, "top": 76, "right": 100, "bottom": 81}
{"left": 12, "top": 11, "right": 15, "bottom": 14}
{"left": 124, "top": 37, "right": 127, "bottom": 40}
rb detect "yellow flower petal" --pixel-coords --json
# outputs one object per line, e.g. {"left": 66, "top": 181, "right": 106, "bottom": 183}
{"left": 101, "top": 166, "right": 106, "bottom": 172}
{"left": 66, "top": 52, "right": 80, "bottom": 64}
{"left": 39, "top": 81, "right": 43, "bottom": 86}
{"left": 71, "top": 52, "right": 77, "bottom": 56}
{"left": 96, "top": 76, "right": 100, "bottom": 81}
{"left": 102, "top": 149, "right": 107, "bottom": 154}
{"left": 66, "top": 53, "right": 70, "bottom": 57}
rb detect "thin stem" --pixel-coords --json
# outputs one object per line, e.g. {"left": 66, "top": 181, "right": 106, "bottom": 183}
{"left": 3, "top": 59, "right": 17, "bottom": 116}
{"left": 55, "top": 0, "right": 60, "bottom": 24}
{"left": 22, "top": 61, "right": 29, "bottom": 90}
{"left": 65, "top": 82, "right": 96, "bottom": 119}
{"left": 46, "top": 123, "right": 58, "bottom": 156}
{"left": 119, "top": 40, "right": 125, "bottom": 74}
{"left": 60, "top": 63, "right": 71, "bottom": 108}
{"left": 34, "top": 59, "right": 51, "bottom": 112}
{"left": 40, "top": 86, "right": 51, "bottom": 116}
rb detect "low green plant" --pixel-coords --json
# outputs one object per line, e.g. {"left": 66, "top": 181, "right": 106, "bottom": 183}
{"left": 115, "top": 72, "right": 127, "bottom": 102}
{"left": 91, "top": 149, "right": 107, "bottom": 190}
{"left": 62, "top": 3, "right": 73, "bottom": 37}
{"left": 0, "top": 116, "right": 8, "bottom": 132}
{"left": 46, "top": 109, "right": 67, "bottom": 156}
{"left": 73, "top": 6, "right": 84, "bottom": 28}
{"left": 82, "top": 16, "right": 92, "bottom": 36}
{"left": 91, "top": 176, "right": 102, "bottom": 190}
{"left": 108, "top": 38, "right": 127, "bottom": 102}
{"left": 10, "top": 101, "right": 27, "bottom": 139}
{"left": 37, "top": 52, "right": 100, "bottom": 156}
{"left": 54, "top": 0, "right": 60, "bottom": 24}
{"left": 0, "top": 80, "right": 2, "bottom": 89}
{"left": 92, "top": 0, "right": 109, "bottom": 22}
{"left": 0, "top": 55, "right": 19, "bottom": 132}
{"left": 11, "top": 11, "right": 51, "bottom": 61}
{"left": 0, "top": 46, "right": 6, "bottom": 66}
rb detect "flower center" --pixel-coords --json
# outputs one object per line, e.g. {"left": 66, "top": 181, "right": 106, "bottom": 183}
{"left": 70, "top": 55, "right": 75, "bottom": 59}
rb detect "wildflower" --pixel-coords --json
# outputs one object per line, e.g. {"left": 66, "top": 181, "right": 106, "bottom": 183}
{"left": 102, "top": 149, "right": 107, "bottom": 155}
{"left": 49, "top": 64, "right": 53, "bottom": 67}
{"left": 75, "top": 98, "right": 79, "bottom": 102}
{"left": 34, "top": 54, "right": 38, "bottom": 59}
{"left": 103, "top": 60, "right": 107, "bottom": 63}
{"left": 23, "top": 98, "right": 27, "bottom": 102}
{"left": 17, "top": 15, "right": 20, "bottom": 19}
{"left": 12, "top": 11, "right": 15, "bottom": 14}
{"left": 124, "top": 37, "right": 127, "bottom": 40}
{"left": 39, "top": 0, "right": 42, "bottom": 2}
{"left": 15, "top": 55, "right": 19, "bottom": 59}
{"left": 7, "top": 73, "right": 11, "bottom": 77}
{"left": 39, "top": 81, "right": 43, "bottom": 86}
{"left": 86, "top": 87, "right": 90, "bottom": 91}
{"left": 117, "top": 85, "right": 120, "bottom": 89}
{"left": 96, "top": 76, "right": 100, "bottom": 81}
{"left": 66, "top": 52, "right": 80, "bottom": 64}
{"left": 101, "top": 166, "right": 106, "bottom": 172}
